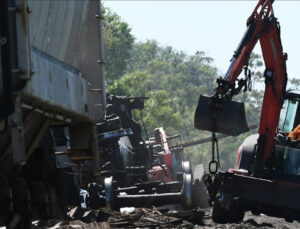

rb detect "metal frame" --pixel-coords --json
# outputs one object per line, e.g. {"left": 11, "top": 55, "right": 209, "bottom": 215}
{"left": 219, "top": 171, "right": 300, "bottom": 221}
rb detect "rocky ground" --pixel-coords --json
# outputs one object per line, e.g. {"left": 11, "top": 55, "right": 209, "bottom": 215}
{"left": 32, "top": 207, "right": 300, "bottom": 229}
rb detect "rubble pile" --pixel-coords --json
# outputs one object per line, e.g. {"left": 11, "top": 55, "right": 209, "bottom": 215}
{"left": 32, "top": 206, "right": 204, "bottom": 228}
{"left": 32, "top": 206, "right": 300, "bottom": 229}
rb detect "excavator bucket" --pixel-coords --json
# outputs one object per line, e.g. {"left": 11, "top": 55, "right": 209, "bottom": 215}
{"left": 194, "top": 95, "right": 249, "bottom": 136}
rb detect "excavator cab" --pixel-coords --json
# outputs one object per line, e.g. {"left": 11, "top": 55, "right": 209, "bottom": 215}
{"left": 278, "top": 90, "right": 300, "bottom": 135}
{"left": 235, "top": 90, "right": 300, "bottom": 175}
{"left": 274, "top": 90, "right": 300, "bottom": 177}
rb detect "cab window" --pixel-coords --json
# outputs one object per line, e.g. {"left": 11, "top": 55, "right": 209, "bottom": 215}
{"left": 279, "top": 100, "right": 299, "bottom": 133}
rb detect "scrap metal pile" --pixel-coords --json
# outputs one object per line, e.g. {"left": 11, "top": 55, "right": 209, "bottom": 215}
{"left": 85, "top": 94, "right": 209, "bottom": 211}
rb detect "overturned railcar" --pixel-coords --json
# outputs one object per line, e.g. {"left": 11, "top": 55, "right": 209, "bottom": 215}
{"left": 0, "top": 0, "right": 106, "bottom": 225}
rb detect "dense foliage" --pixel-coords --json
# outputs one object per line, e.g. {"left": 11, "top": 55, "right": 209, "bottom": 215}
{"left": 109, "top": 40, "right": 218, "bottom": 136}
{"left": 103, "top": 7, "right": 135, "bottom": 84}
{"left": 102, "top": 6, "right": 297, "bottom": 170}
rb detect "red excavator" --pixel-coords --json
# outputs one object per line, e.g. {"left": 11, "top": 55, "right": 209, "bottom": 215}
{"left": 195, "top": 0, "right": 300, "bottom": 223}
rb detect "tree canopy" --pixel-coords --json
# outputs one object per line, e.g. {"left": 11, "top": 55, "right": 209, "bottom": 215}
{"left": 103, "top": 7, "right": 135, "bottom": 84}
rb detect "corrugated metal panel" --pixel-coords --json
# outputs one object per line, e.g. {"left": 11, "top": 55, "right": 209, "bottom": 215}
{"left": 78, "top": 0, "right": 106, "bottom": 121}
{"left": 25, "top": 0, "right": 106, "bottom": 121}
{"left": 28, "top": 0, "right": 89, "bottom": 69}
{"left": 23, "top": 48, "right": 90, "bottom": 119}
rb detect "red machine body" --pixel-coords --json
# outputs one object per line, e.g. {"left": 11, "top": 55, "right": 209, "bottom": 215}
{"left": 147, "top": 128, "right": 187, "bottom": 183}
{"left": 195, "top": 0, "right": 300, "bottom": 223}
{"left": 147, "top": 128, "right": 176, "bottom": 182}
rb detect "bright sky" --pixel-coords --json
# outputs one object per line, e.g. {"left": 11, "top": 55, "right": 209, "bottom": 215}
{"left": 103, "top": 1, "right": 300, "bottom": 83}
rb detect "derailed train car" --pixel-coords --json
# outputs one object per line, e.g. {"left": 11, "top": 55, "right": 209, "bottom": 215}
{"left": 0, "top": 0, "right": 106, "bottom": 226}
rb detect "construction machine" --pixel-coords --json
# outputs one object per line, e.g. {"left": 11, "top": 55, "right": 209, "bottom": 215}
{"left": 194, "top": 0, "right": 300, "bottom": 223}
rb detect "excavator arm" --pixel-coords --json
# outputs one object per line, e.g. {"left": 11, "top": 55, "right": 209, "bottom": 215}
{"left": 195, "top": 0, "right": 288, "bottom": 174}
{"left": 197, "top": 1, "right": 300, "bottom": 223}
{"left": 226, "top": 0, "right": 287, "bottom": 172}
{"left": 225, "top": 0, "right": 274, "bottom": 83}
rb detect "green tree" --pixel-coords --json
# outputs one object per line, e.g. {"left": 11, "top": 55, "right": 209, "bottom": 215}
{"left": 290, "top": 77, "right": 300, "bottom": 89}
{"left": 108, "top": 39, "right": 221, "bottom": 170}
{"left": 103, "top": 7, "right": 135, "bottom": 84}
{"left": 108, "top": 72, "right": 183, "bottom": 135}
{"left": 143, "top": 90, "right": 183, "bottom": 134}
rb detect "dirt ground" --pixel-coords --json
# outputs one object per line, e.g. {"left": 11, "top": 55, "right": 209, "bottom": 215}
{"left": 32, "top": 207, "right": 300, "bottom": 229}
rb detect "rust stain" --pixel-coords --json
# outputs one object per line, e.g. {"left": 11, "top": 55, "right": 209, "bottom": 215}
{"left": 20, "top": 0, "right": 28, "bottom": 35}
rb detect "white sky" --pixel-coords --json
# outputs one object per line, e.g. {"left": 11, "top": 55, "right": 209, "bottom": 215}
{"left": 103, "top": 1, "right": 300, "bottom": 82}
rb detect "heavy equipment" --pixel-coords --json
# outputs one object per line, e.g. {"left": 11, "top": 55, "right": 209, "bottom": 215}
{"left": 194, "top": 0, "right": 300, "bottom": 223}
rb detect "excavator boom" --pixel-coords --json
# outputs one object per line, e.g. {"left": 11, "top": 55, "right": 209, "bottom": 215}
{"left": 194, "top": 0, "right": 300, "bottom": 223}
{"left": 195, "top": 0, "right": 287, "bottom": 172}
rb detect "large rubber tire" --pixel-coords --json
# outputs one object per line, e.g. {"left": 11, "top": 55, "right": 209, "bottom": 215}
{"left": 212, "top": 201, "right": 230, "bottom": 224}
{"left": 212, "top": 201, "right": 245, "bottom": 224}
{"left": 229, "top": 203, "right": 245, "bottom": 223}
